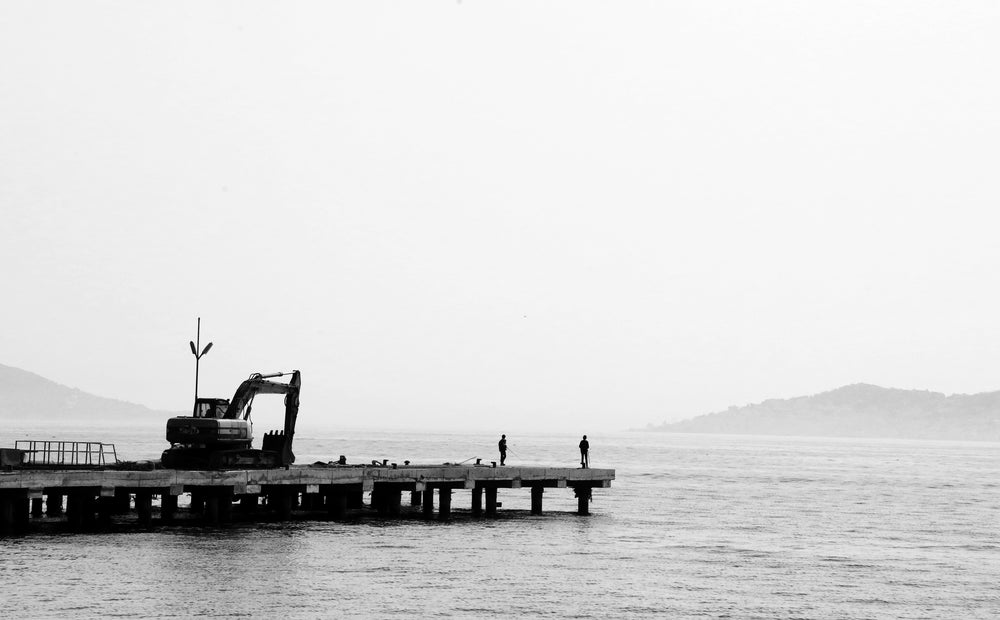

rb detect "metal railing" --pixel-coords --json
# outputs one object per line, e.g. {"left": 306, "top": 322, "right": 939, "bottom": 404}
{"left": 14, "top": 440, "right": 118, "bottom": 468}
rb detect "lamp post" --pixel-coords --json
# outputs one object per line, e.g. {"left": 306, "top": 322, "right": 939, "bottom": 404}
{"left": 190, "top": 317, "right": 213, "bottom": 414}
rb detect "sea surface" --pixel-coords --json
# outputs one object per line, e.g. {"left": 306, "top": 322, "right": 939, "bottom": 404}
{"left": 1, "top": 427, "right": 998, "bottom": 618}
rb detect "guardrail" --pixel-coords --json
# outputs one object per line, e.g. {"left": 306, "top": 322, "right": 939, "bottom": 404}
{"left": 14, "top": 440, "right": 118, "bottom": 468}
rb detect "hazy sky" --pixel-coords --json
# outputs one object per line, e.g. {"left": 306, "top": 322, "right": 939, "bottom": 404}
{"left": 2, "top": 2, "right": 999, "bottom": 433}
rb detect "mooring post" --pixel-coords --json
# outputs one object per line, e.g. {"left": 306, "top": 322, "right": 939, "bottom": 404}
{"left": 531, "top": 486, "right": 544, "bottom": 515}
{"left": 471, "top": 486, "right": 483, "bottom": 516}
{"left": 438, "top": 488, "right": 452, "bottom": 521}
{"left": 485, "top": 486, "right": 498, "bottom": 518}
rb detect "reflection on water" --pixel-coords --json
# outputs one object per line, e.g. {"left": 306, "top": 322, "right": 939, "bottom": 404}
{"left": 2, "top": 429, "right": 998, "bottom": 618}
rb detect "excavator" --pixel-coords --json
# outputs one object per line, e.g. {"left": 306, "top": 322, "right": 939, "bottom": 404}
{"left": 161, "top": 370, "right": 301, "bottom": 470}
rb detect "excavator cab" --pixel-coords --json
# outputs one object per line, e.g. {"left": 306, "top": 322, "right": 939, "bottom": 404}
{"left": 193, "top": 398, "right": 230, "bottom": 419}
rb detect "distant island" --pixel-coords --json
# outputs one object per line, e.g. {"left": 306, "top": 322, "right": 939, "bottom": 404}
{"left": 0, "top": 363, "right": 177, "bottom": 426}
{"left": 648, "top": 384, "right": 1000, "bottom": 442}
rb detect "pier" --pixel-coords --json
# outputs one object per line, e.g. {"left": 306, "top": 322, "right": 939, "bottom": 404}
{"left": 0, "top": 463, "right": 614, "bottom": 534}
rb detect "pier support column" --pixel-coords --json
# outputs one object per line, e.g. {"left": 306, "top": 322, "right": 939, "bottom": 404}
{"left": 410, "top": 490, "right": 422, "bottom": 506}
{"left": 574, "top": 486, "right": 591, "bottom": 516}
{"left": 531, "top": 486, "right": 544, "bottom": 515}
{"left": 204, "top": 494, "right": 221, "bottom": 525}
{"left": 471, "top": 487, "right": 483, "bottom": 516}
{"left": 135, "top": 492, "right": 153, "bottom": 527}
{"left": 422, "top": 488, "right": 434, "bottom": 519}
{"left": 46, "top": 492, "right": 63, "bottom": 516}
{"left": 218, "top": 489, "right": 233, "bottom": 524}
{"left": 15, "top": 495, "right": 29, "bottom": 530}
{"left": 302, "top": 493, "right": 323, "bottom": 511}
{"left": 161, "top": 493, "right": 178, "bottom": 523}
{"left": 485, "top": 487, "right": 498, "bottom": 518}
{"left": 347, "top": 489, "right": 364, "bottom": 510}
{"left": 31, "top": 497, "right": 43, "bottom": 518}
{"left": 438, "top": 488, "right": 451, "bottom": 521}
{"left": 190, "top": 491, "right": 204, "bottom": 515}
{"left": 326, "top": 489, "right": 347, "bottom": 520}
{"left": 371, "top": 487, "right": 385, "bottom": 515}
{"left": 97, "top": 496, "right": 116, "bottom": 528}
{"left": 114, "top": 489, "right": 132, "bottom": 514}
{"left": 271, "top": 490, "right": 294, "bottom": 520}
{"left": 240, "top": 495, "right": 259, "bottom": 514}
{"left": 386, "top": 488, "right": 402, "bottom": 517}
{"left": 67, "top": 491, "right": 97, "bottom": 530}
{"left": 0, "top": 493, "right": 15, "bottom": 534}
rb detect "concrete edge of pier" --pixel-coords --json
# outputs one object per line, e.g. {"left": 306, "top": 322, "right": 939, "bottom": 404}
{"left": 0, "top": 465, "right": 615, "bottom": 534}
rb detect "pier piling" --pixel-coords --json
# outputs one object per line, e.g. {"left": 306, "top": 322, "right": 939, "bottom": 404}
{"left": 531, "top": 486, "right": 544, "bottom": 515}
{"left": 485, "top": 487, "right": 498, "bottom": 518}
{"left": 438, "top": 488, "right": 452, "bottom": 521}
{"left": 31, "top": 497, "right": 43, "bottom": 518}
{"left": 162, "top": 493, "right": 178, "bottom": 522}
{"left": 422, "top": 488, "right": 434, "bottom": 519}
{"left": 471, "top": 486, "right": 483, "bottom": 516}
{"left": 46, "top": 492, "right": 63, "bottom": 516}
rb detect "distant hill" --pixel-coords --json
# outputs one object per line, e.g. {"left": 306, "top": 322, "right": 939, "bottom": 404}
{"left": 649, "top": 384, "right": 1000, "bottom": 441}
{"left": 0, "top": 363, "right": 178, "bottom": 425}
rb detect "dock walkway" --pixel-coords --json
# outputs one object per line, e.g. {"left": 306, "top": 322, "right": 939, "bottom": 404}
{"left": 0, "top": 464, "right": 615, "bottom": 533}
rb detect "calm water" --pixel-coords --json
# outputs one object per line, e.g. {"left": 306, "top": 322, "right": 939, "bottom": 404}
{"left": 1, "top": 427, "right": 998, "bottom": 618}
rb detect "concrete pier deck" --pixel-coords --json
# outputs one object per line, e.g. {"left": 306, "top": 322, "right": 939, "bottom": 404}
{"left": 0, "top": 464, "right": 615, "bottom": 533}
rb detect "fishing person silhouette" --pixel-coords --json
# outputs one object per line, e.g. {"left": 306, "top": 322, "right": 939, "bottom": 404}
{"left": 498, "top": 434, "right": 507, "bottom": 466}
{"left": 579, "top": 435, "right": 589, "bottom": 468}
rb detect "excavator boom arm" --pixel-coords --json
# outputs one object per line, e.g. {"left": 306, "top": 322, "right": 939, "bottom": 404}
{"left": 224, "top": 371, "right": 301, "bottom": 421}
{"left": 225, "top": 370, "right": 301, "bottom": 466}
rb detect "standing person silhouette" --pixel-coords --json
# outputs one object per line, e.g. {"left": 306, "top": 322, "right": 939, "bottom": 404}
{"left": 579, "top": 435, "right": 590, "bottom": 468}
{"left": 498, "top": 434, "right": 507, "bottom": 466}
